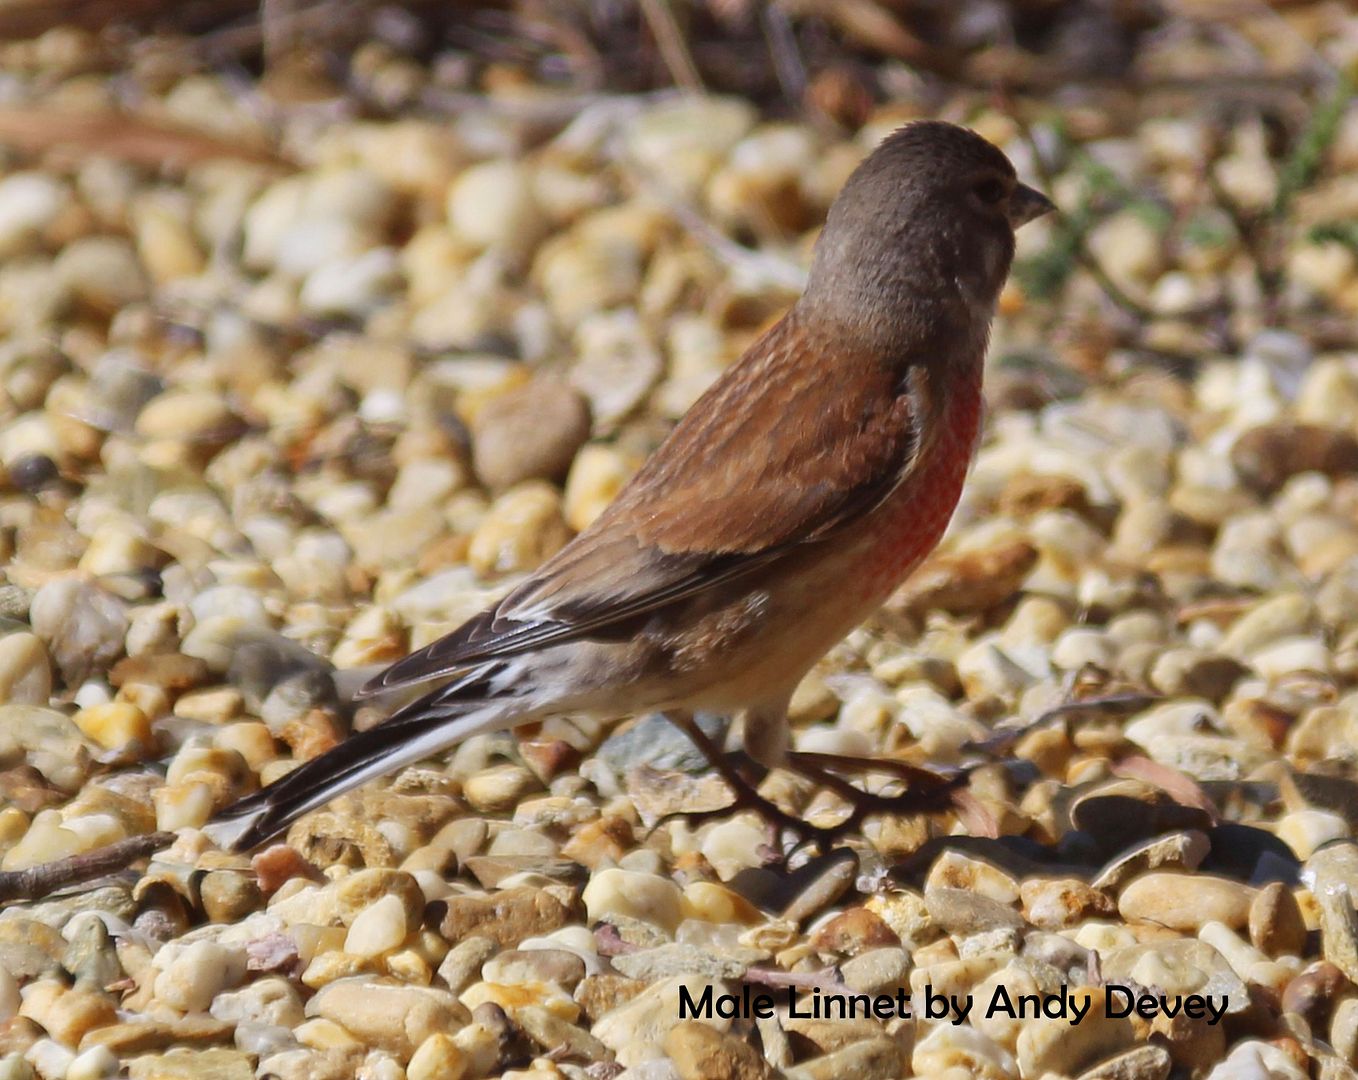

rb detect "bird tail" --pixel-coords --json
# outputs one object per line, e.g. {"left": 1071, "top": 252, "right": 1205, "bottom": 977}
{"left": 203, "top": 668, "right": 528, "bottom": 852}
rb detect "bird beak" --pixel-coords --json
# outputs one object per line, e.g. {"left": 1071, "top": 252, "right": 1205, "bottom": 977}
{"left": 1009, "top": 183, "right": 1056, "bottom": 228}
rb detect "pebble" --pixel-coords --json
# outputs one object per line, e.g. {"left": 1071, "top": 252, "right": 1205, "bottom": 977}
{"left": 1072, "top": 781, "right": 1214, "bottom": 855}
{"left": 24, "top": 1042, "right": 73, "bottom": 1080}
{"left": 0, "top": 174, "right": 68, "bottom": 256}
{"left": 72, "top": 702, "right": 153, "bottom": 754}
{"left": 123, "top": 1048, "right": 254, "bottom": 1080}
{"left": 786, "top": 1036, "right": 907, "bottom": 1080}
{"left": 463, "top": 764, "right": 539, "bottom": 813}
{"left": 1277, "top": 808, "right": 1349, "bottom": 859}
{"left": 153, "top": 941, "right": 248, "bottom": 1013}
{"left": 1331, "top": 996, "right": 1358, "bottom": 1067}
{"left": 611, "top": 944, "right": 746, "bottom": 982}
{"left": 1203, "top": 1040, "right": 1307, "bottom": 1079}
{"left": 81, "top": 1017, "right": 235, "bottom": 1054}
{"left": 1020, "top": 878, "right": 1116, "bottom": 929}
{"left": 472, "top": 376, "right": 591, "bottom": 491}
{"left": 1316, "top": 880, "right": 1358, "bottom": 982}
{"left": 926, "top": 851, "right": 1022, "bottom": 904}
{"left": 19, "top": 980, "right": 116, "bottom": 1045}
{"left": 1016, "top": 986, "right": 1134, "bottom": 1078}
{"left": 1091, "top": 830, "right": 1211, "bottom": 891}
{"left": 28, "top": 580, "right": 128, "bottom": 686}
{"left": 593, "top": 975, "right": 729, "bottom": 1063}
{"left": 343, "top": 894, "right": 413, "bottom": 958}
{"left": 699, "top": 820, "right": 767, "bottom": 880}
{"left": 1118, "top": 873, "right": 1255, "bottom": 932}
{"left": 0, "top": 634, "right": 51, "bottom": 706}
{"left": 663, "top": 1020, "right": 774, "bottom": 1080}
{"left": 1281, "top": 960, "right": 1350, "bottom": 1029}
{"left": 809, "top": 906, "right": 901, "bottom": 955}
{"left": 924, "top": 888, "right": 1024, "bottom": 936}
{"left": 583, "top": 869, "right": 683, "bottom": 935}
{"left": 307, "top": 980, "right": 470, "bottom": 1057}
{"left": 1075, "top": 1045, "right": 1172, "bottom": 1080}
{"left": 839, "top": 947, "right": 911, "bottom": 996}
{"left": 0, "top": 967, "right": 18, "bottom": 1024}
{"left": 210, "top": 978, "right": 306, "bottom": 1029}
{"left": 405, "top": 1032, "right": 468, "bottom": 1080}
{"left": 438, "top": 886, "right": 572, "bottom": 947}
{"left": 64, "top": 1046, "right": 118, "bottom": 1080}
{"left": 466, "top": 483, "right": 571, "bottom": 575}
{"left": 568, "top": 313, "right": 663, "bottom": 429}
{"left": 446, "top": 159, "right": 543, "bottom": 254}
{"left": 912, "top": 1023, "right": 1015, "bottom": 1079}
{"left": 1247, "top": 882, "right": 1308, "bottom": 958}
{"left": 563, "top": 444, "right": 634, "bottom": 531}
{"left": 54, "top": 236, "right": 148, "bottom": 313}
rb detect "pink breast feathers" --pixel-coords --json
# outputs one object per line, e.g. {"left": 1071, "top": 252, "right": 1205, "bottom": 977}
{"left": 862, "top": 379, "right": 984, "bottom": 596}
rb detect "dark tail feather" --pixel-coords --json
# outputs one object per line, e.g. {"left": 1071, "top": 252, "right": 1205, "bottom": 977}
{"left": 204, "top": 688, "right": 521, "bottom": 852}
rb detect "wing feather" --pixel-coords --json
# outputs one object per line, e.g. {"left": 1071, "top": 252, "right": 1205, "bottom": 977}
{"left": 361, "top": 312, "right": 933, "bottom": 696}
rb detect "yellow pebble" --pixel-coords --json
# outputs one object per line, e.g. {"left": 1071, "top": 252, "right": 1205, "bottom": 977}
{"left": 407, "top": 1032, "right": 468, "bottom": 1080}
{"left": 459, "top": 981, "right": 579, "bottom": 1023}
{"left": 681, "top": 881, "right": 765, "bottom": 925}
{"left": 73, "top": 702, "right": 152, "bottom": 752}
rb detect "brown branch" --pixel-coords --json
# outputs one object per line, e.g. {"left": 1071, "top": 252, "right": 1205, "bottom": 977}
{"left": 964, "top": 692, "right": 1160, "bottom": 755}
{"left": 618, "top": 157, "right": 808, "bottom": 292}
{"left": 638, "top": 0, "right": 704, "bottom": 94}
{"left": 1011, "top": 113, "right": 1160, "bottom": 325}
{"left": 1010, "top": 110, "right": 1228, "bottom": 334}
{"left": 0, "top": 107, "right": 292, "bottom": 170}
{"left": 0, "top": 831, "right": 176, "bottom": 904}
{"left": 1202, "top": 147, "right": 1285, "bottom": 328}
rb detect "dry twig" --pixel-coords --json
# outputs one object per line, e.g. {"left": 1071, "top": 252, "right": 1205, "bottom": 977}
{"left": 0, "top": 106, "right": 291, "bottom": 170}
{"left": 638, "top": 0, "right": 704, "bottom": 94}
{"left": 0, "top": 831, "right": 176, "bottom": 905}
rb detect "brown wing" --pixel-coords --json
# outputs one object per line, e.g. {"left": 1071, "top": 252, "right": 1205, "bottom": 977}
{"left": 361, "top": 313, "right": 930, "bottom": 695}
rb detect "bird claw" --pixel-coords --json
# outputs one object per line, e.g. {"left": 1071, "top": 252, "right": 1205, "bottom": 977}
{"left": 648, "top": 773, "right": 959, "bottom": 858}
{"left": 649, "top": 794, "right": 848, "bottom": 857}
{"left": 652, "top": 712, "right": 970, "bottom": 857}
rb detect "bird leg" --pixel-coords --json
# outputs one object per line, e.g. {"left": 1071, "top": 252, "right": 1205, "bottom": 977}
{"left": 789, "top": 751, "right": 997, "bottom": 838}
{"left": 656, "top": 714, "right": 969, "bottom": 852}
{"left": 655, "top": 711, "right": 845, "bottom": 852}
{"left": 787, "top": 751, "right": 963, "bottom": 829}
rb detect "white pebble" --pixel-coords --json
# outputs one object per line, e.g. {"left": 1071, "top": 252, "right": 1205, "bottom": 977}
{"left": 699, "top": 820, "right": 767, "bottom": 881}
{"left": 0, "top": 174, "right": 68, "bottom": 256}
{"left": 344, "top": 894, "right": 411, "bottom": 958}
{"left": 153, "top": 940, "right": 247, "bottom": 1013}
{"left": 22, "top": 1040, "right": 72, "bottom": 1080}
{"left": 1276, "top": 809, "right": 1349, "bottom": 860}
{"left": 582, "top": 868, "right": 683, "bottom": 934}
{"left": 64, "top": 1045, "right": 118, "bottom": 1080}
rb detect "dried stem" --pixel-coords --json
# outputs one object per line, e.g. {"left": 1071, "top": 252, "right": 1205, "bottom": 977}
{"left": 1011, "top": 114, "right": 1159, "bottom": 325}
{"left": 638, "top": 0, "right": 704, "bottom": 94}
{"left": 619, "top": 157, "right": 808, "bottom": 292}
{"left": 0, "top": 106, "right": 291, "bottom": 170}
{"left": 0, "top": 831, "right": 176, "bottom": 905}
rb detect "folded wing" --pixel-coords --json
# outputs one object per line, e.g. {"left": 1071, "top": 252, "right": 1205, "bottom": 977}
{"left": 361, "top": 314, "right": 931, "bottom": 696}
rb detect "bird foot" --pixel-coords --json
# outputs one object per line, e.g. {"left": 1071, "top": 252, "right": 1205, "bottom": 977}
{"left": 652, "top": 788, "right": 850, "bottom": 857}
{"left": 652, "top": 713, "right": 971, "bottom": 856}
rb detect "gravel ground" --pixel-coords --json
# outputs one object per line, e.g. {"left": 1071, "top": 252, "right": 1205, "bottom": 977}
{"left": 0, "top": 7, "right": 1355, "bottom": 1080}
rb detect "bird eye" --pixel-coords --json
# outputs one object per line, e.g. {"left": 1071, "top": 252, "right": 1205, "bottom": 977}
{"left": 974, "top": 178, "right": 1006, "bottom": 204}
